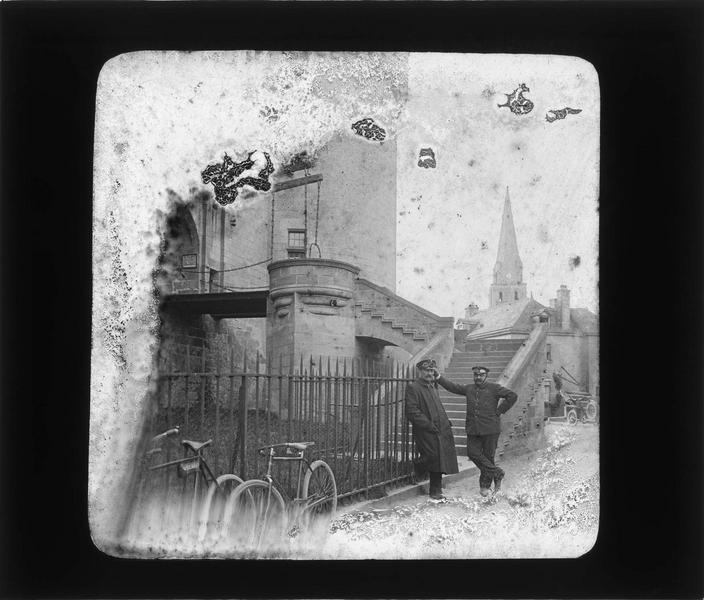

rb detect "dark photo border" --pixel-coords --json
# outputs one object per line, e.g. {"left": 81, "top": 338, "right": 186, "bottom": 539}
{"left": 2, "top": 1, "right": 702, "bottom": 598}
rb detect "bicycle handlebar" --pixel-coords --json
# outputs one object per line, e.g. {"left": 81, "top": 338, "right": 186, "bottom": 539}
{"left": 257, "top": 441, "right": 315, "bottom": 456}
{"left": 151, "top": 427, "right": 180, "bottom": 444}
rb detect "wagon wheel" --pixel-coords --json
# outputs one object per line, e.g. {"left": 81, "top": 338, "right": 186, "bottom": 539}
{"left": 567, "top": 409, "right": 578, "bottom": 425}
{"left": 586, "top": 401, "right": 598, "bottom": 421}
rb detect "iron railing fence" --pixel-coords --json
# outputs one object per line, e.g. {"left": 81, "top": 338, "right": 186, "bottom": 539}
{"left": 140, "top": 345, "right": 417, "bottom": 507}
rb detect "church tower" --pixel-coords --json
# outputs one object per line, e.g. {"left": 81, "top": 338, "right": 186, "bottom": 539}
{"left": 489, "top": 187, "right": 527, "bottom": 306}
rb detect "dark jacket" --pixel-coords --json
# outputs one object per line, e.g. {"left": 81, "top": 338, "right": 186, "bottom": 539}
{"left": 437, "top": 376, "right": 518, "bottom": 436}
{"left": 404, "top": 378, "right": 459, "bottom": 474}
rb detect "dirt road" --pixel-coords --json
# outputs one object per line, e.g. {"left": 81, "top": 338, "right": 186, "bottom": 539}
{"left": 321, "top": 422, "right": 599, "bottom": 559}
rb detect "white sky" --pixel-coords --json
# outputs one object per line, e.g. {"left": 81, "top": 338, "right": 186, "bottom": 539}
{"left": 396, "top": 54, "right": 599, "bottom": 319}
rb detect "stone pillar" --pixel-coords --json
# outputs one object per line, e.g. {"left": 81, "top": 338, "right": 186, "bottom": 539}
{"left": 267, "top": 258, "right": 360, "bottom": 372}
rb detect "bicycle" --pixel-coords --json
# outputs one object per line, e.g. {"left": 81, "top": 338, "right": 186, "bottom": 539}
{"left": 145, "top": 426, "right": 244, "bottom": 543}
{"left": 220, "top": 441, "right": 337, "bottom": 550}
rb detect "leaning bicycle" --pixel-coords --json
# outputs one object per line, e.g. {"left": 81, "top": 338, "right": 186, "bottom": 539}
{"left": 145, "top": 426, "right": 244, "bottom": 543}
{"left": 220, "top": 441, "right": 337, "bottom": 550}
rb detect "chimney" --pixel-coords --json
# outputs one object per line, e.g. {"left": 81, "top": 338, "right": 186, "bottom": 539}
{"left": 465, "top": 302, "right": 479, "bottom": 319}
{"left": 557, "top": 285, "right": 571, "bottom": 331}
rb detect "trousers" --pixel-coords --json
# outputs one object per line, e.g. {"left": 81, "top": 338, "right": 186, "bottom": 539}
{"left": 429, "top": 472, "right": 442, "bottom": 495}
{"left": 466, "top": 433, "right": 503, "bottom": 489}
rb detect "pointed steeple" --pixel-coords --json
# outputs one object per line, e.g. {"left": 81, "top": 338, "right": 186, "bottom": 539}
{"left": 489, "top": 187, "right": 527, "bottom": 306}
{"left": 494, "top": 187, "right": 523, "bottom": 283}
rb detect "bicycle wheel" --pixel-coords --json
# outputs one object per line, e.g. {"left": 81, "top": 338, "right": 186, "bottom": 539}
{"left": 567, "top": 409, "right": 578, "bottom": 425}
{"left": 221, "top": 480, "right": 286, "bottom": 551}
{"left": 302, "top": 460, "right": 337, "bottom": 522}
{"left": 197, "top": 473, "right": 244, "bottom": 543}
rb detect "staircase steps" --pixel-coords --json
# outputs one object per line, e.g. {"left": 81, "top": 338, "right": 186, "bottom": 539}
{"left": 356, "top": 302, "right": 430, "bottom": 351}
{"left": 438, "top": 340, "right": 524, "bottom": 449}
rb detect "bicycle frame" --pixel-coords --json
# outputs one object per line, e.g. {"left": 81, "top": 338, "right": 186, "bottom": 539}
{"left": 259, "top": 446, "right": 309, "bottom": 497}
{"left": 257, "top": 444, "right": 323, "bottom": 520}
{"left": 147, "top": 431, "right": 220, "bottom": 529}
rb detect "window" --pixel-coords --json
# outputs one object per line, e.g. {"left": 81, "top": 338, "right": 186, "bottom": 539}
{"left": 287, "top": 229, "right": 306, "bottom": 259}
{"left": 498, "top": 291, "right": 503, "bottom": 302}
{"left": 288, "top": 229, "right": 305, "bottom": 248}
{"left": 514, "top": 291, "right": 518, "bottom": 300}
{"left": 546, "top": 344, "right": 552, "bottom": 362}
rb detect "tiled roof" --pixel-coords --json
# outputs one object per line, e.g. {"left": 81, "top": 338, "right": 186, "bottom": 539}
{"left": 465, "top": 297, "right": 546, "bottom": 339}
{"left": 544, "top": 306, "right": 598, "bottom": 334}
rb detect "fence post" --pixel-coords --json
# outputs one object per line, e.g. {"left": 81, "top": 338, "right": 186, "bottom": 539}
{"left": 239, "top": 349, "right": 248, "bottom": 479}
{"left": 363, "top": 371, "right": 370, "bottom": 499}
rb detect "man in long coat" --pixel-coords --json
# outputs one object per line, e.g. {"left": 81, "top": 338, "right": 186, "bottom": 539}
{"left": 437, "top": 365, "right": 517, "bottom": 496}
{"left": 404, "top": 359, "right": 459, "bottom": 500}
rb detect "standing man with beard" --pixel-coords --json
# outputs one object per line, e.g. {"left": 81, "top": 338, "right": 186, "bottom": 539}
{"left": 436, "top": 366, "right": 517, "bottom": 496}
{"left": 404, "top": 359, "right": 459, "bottom": 500}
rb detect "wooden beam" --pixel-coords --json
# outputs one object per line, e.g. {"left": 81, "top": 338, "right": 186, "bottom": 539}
{"left": 273, "top": 173, "right": 323, "bottom": 192}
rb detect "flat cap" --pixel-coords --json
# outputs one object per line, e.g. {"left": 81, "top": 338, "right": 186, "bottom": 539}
{"left": 416, "top": 358, "right": 437, "bottom": 371}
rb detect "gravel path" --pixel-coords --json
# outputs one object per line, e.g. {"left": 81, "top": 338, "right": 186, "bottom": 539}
{"left": 321, "top": 423, "right": 599, "bottom": 559}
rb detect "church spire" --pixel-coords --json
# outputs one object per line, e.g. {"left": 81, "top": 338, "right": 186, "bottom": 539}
{"left": 494, "top": 187, "right": 523, "bottom": 282}
{"left": 489, "top": 187, "right": 527, "bottom": 306}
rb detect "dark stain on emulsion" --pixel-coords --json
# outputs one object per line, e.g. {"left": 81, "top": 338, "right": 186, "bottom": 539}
{"left": 569, "top": 255, "right": 581, "bottom": 269}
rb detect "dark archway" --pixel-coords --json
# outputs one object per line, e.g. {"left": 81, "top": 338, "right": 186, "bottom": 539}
{"left": 160, "top": 204, "right": 201, "bottom": 294}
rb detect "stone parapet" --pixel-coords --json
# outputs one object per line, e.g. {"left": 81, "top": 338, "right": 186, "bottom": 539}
{"left": 495, "top": 323, "right": 549, "bottom": 456}
{"left": 355, "top": 278, "right": 454, "bottom": 338}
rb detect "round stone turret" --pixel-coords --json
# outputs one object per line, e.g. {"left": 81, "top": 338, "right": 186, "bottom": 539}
{"left": 267, "top": 258, "right": 360, "bottom": 370}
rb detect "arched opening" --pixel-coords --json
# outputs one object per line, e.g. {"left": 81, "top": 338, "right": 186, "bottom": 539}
{"left": 160, "top": 204, "right": 201, "bottom": 294}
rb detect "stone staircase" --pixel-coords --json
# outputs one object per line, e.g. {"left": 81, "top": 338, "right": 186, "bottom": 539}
{"left": 438, "top": 339, "right": 525, "bottom": 452}
{"left": 354, "top": 302, "right": 431, "bottom": 353}
{"left": 354, "top": 278, "right": 455, "bottom": 358}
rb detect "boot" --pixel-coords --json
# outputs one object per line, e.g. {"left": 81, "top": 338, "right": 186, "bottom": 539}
{"left": 429, "top": 472, "right": 445, "bottom": 500}
{"left": 493, "top": 469, "right": 505, "bottom": 493}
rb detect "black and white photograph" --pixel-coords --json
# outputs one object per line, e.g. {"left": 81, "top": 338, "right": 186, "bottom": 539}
{"left": 90, "top": 51, "right": 599, "bottom": 559}
{"left": 3, "top": 1, "right": 703, "bottom": 597}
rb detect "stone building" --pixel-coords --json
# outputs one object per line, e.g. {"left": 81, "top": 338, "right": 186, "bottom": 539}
{"left": 158, "top": 131, "right": 455, "bottom": 373}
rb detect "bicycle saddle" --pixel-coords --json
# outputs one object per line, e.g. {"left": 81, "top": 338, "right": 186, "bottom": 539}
{"left": 287, "top": 441, "right": 315, "bottom": 451}
{"left": 182, "top": 439, "right": 212, "bottom": 452}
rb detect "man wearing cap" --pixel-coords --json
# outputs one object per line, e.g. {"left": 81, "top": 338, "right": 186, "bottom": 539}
{"left": 404, "top": 359, "right": 459, "bottom": 500}
{"left": 436, "top": 366, "right": 517, "bottom": 496}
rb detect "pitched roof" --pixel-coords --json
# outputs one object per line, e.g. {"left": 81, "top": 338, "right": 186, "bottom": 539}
{"left": 465, "top": 297, "right": 546, "bottom": 339}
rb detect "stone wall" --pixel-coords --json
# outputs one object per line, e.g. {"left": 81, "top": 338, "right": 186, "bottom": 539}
{"left": 169, "top": 130, "right": 397, "bottom": 297}
{"left": 547, "top": 331, "right": 591, "bottom": 393}
{"left": 496, "top": 323, "right": 549, "bottom": 457}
